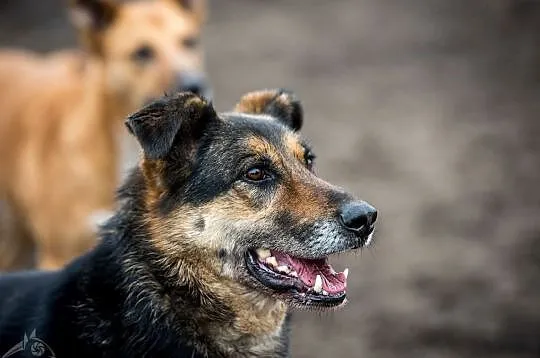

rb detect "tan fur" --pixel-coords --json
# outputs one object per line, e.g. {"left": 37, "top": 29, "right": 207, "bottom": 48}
{"left": 147, "top": 203, "right": 288, "bottom": 355}
{"left": 246, "top": 135, "right": 332, "bottom": 222}
{"left": 0, "top": 0, "right": 207, "bottom": 271}
{"left": 285, "top": 132, "right": 306, "bottom": 162}
{"left": 246, "top": 136, "right": 283, "bottom": 165}
{"left": 234, "top": 90, "right": 281, "bottom": 115}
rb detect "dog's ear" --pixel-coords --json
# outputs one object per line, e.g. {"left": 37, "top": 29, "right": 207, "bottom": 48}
{"left": 164, "top": 0, "right": 207, "bottom": 24}
{"left": 125, "top": 92, "right": 216, "bottom": 161}
{"left": 69, "top": 0, "right": 118, "bottom": 54}
{"left": 234, "top": 89, "right": 303, "bottom": 132}
{"left": 69, "top": 0, "right": 117, "bottom": 31}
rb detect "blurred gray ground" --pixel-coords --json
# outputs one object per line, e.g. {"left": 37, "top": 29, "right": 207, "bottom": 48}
{"left": 1, "top": 0, "right": 540, "bottom": 357}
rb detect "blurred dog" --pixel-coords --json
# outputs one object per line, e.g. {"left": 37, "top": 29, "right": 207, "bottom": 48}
{"left": 0, "top": 89, "right": 377, "bottom": 357}
{"left": 0, "top": 0, "right": 209, "bottom": 270}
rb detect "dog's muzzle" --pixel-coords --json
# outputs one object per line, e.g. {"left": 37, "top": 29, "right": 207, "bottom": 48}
{"left": 174, "top": 71, "right": 213, "bottom": 101}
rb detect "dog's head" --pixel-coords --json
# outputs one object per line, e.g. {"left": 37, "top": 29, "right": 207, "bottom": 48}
{"left": 125, "top": 89, "right": 377, "bottom": 310}
{"left": 69, "top": 0, "right": 210, "bottom": 111}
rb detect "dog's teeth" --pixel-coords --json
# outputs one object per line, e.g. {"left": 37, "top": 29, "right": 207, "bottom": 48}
{"left": 277, "top": 265, "right": 290, "bottom": 273}
{"left": 314, "top": 275, "right": 323, "bottom": 293}
{"left": 322, "top": 290, "right": 329, "bottom": 296}
{"left": 266, "top": 256, "right": 278, "bottom": 267}
{"left": 290, "top": 271, "right": 298, "bottom": 278}
{"left": 343, "top": 268, "right": 349, "bottom": 279}
{"left": 256, "top": 248, "right": 271, "bottom": 260}
{"left": 365, "top": 232, "right": 374, "bottom": 247}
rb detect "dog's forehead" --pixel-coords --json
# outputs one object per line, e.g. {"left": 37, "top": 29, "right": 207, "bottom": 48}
{"left": 220, "top": 113, "right": 289, "bottom": 139}
{"left": 112, "top": 1, "right": 199, "bottom": 36}
{"left": 217, "top": 112, "right": 306, "bottom": 158}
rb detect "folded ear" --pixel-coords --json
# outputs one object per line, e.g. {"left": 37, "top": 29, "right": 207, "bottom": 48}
{"left": 69, "top": 0, "right": 118, "bottom": 54}
{"left": 234, "top": 89, "right": 303, "bottom": 132}
{"left": 125, "top": 92, "right": 216, "bottom": 161}
{"left": 69, "top": 0, "right": 117, "bottom": 31}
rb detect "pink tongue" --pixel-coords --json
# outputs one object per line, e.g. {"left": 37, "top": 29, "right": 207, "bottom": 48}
{"left": 272, "top": 251, "right": 346, "bottom": 294}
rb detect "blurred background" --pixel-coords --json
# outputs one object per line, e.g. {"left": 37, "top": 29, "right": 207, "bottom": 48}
{"left": 1, "top": 0, "right": 539, "bottom": 357}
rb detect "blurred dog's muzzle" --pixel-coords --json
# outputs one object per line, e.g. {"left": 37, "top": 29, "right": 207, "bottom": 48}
{"left": 174, "top": 71, "right": 213, "bottom": 101}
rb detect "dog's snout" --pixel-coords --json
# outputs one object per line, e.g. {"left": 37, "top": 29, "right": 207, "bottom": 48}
{"left": 339, "top": 201, "right": 377, "bottom": 232}
{"left": 174, "top": 72, "right": 210, "bottom": 99}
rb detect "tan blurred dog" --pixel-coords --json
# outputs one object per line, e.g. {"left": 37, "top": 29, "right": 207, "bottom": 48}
{"left": 0, "top": 0, "right": 209, "bottom": 271}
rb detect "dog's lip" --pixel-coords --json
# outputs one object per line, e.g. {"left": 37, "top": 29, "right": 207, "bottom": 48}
{"left": 245, "top": 249, "right": 348, "bottom": 307}
{"left": 348, "top": 224, "right": 376, "bottom": 250}
{"left": 291, "top": 289, "right": 347, "bottom": 308}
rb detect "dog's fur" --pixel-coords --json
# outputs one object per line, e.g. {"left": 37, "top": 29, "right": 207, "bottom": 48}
{"left": 0, "top": 0, "right": 208, "bottom": 271}
{"left": 0, "top": 89, "right": 377, "bottom": 357}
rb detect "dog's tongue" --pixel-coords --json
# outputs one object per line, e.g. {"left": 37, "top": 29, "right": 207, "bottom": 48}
{"left": 272, "top": 251, "right": 347, "bottom": 294}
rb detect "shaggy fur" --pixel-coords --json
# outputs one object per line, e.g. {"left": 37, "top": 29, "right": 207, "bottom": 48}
{"left": 0, "top": 89, "right": 376, "bottom": 357}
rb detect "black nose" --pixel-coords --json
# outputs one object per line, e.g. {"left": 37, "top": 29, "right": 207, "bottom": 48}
{"left": 175, "top": 71, "right": 210, "bottom": 98}
{"left": 339, "top": 201, "right": 377, "bottom": 233}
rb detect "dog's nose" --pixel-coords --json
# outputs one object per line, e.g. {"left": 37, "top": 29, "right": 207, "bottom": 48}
{"left": 339, "top": 201, "right": 377, "bottom": 232}
{"left": 175, "top": 71, "right": 211, "bottom": 99}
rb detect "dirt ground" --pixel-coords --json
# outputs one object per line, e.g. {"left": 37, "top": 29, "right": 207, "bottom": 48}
{"left": 1, "top": 0, "right": 539, "bottom": 357}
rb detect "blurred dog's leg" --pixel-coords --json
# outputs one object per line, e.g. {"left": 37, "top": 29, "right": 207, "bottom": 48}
{"left": 0, "top": 199, "right": 35, "bottom": 271}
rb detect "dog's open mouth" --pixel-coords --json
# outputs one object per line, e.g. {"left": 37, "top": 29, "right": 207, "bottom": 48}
{"left": 246, "top": 248, "right": 348, "bottom": 308}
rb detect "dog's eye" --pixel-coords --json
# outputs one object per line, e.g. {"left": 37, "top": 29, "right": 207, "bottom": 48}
{"left": 131, "top": 45, "right": 155, "bottom": 63}
{"left": 181, "top": 36, "right": 199, "bottom": 49}
{"left": 305, "top": 152, "right": 316, "bottom": 171}
{"left": 245, "top": 167, "right": 271, "bottom": 182}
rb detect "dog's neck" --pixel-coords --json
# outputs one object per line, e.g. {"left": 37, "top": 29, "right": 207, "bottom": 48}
{"left": 144, "top": 250, "right": 291, "bottom": 357}
{"left": 75, "top": 54, "right": 143, "bottom": 184}
{"left": 104, "top": 221, "right": 289, "bottom": 355}
{"left": 198, "top": 277, "right": 290, "bottom": 357}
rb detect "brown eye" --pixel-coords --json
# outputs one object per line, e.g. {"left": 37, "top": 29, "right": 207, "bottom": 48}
{"left": 131, "top": 45, "right": 155, "bottom": 63}
{"left": 245, "top": 167, "right": 269, "bottom": 182}
{"left": 181, "top": 36, "right": 199, "bottom": 49}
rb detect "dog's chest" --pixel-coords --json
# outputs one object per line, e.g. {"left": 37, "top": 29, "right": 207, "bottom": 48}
{"left": 219, "top": 333, "right": 288, "bottom": 358}
{"left": 210, "top": 319, "right": 290, "bottom": 358}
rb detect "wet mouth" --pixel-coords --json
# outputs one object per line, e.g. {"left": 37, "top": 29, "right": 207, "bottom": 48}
{"left": 245, "top": 248, "right": 349, "bottom": 308}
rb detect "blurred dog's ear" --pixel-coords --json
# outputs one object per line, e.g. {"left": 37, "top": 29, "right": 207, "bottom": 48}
{"left": 164, "top": 0, "right": 207, "bottom": 24}
{"left": 234, "top": 89, "right": 303, "bottom": 132}
{"left": 69, "top": 0, "right": 117, "bottom": 31}
{"left": 69, "top": 0, "right": 118, "bottom": 54}
{"left": 125, "top": 92, "right": 216, "bottom": 161}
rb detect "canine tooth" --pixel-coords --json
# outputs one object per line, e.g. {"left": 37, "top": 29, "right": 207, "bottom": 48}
{"left": 314, "top": 275, "right": 323, "bottom": 293}
{"left": 266, "top": 256, "right": 278, "bottom": 267}
{"left": 322, "top": 290, "right": 329, "bottom": 296}
{"left": 343, "top": 268, "right": 349, "bottom": 279}
{"left": 365, "top": 232, "right": 374, "bottom": 247}
{"left": 290, "top": 271, "right": 298, "bottom": 278}
{"left": 277, "top": 265, "right": 290, "bottom": 273}
{"left": 256, "top": 248, "right": 271, "bottom": 259}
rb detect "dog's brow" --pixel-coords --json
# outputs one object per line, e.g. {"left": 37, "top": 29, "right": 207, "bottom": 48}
{"left": 246, "top": 135, "right": 281, "bottom": 163}
{"left": 284, "top": 133, "right": 306, "bottom": 162}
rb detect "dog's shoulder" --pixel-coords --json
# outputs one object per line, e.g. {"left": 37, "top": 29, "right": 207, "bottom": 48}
{"left": 0, "top": 270, "right": 60, "bottom": 353}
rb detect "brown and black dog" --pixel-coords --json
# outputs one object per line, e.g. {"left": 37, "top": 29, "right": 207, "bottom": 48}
{"left": 0, "top": 0, "right": 209, "bottom": 270}
{"left": 0, "top": 89, "right": 378, "bottom": 357}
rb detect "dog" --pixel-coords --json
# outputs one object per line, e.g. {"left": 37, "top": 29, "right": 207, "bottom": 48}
{"left": 0, "top": 0, "right": 209, "bottom": 271}
{"left": 0, "top": 89, "right": 378, "bottom": 357}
